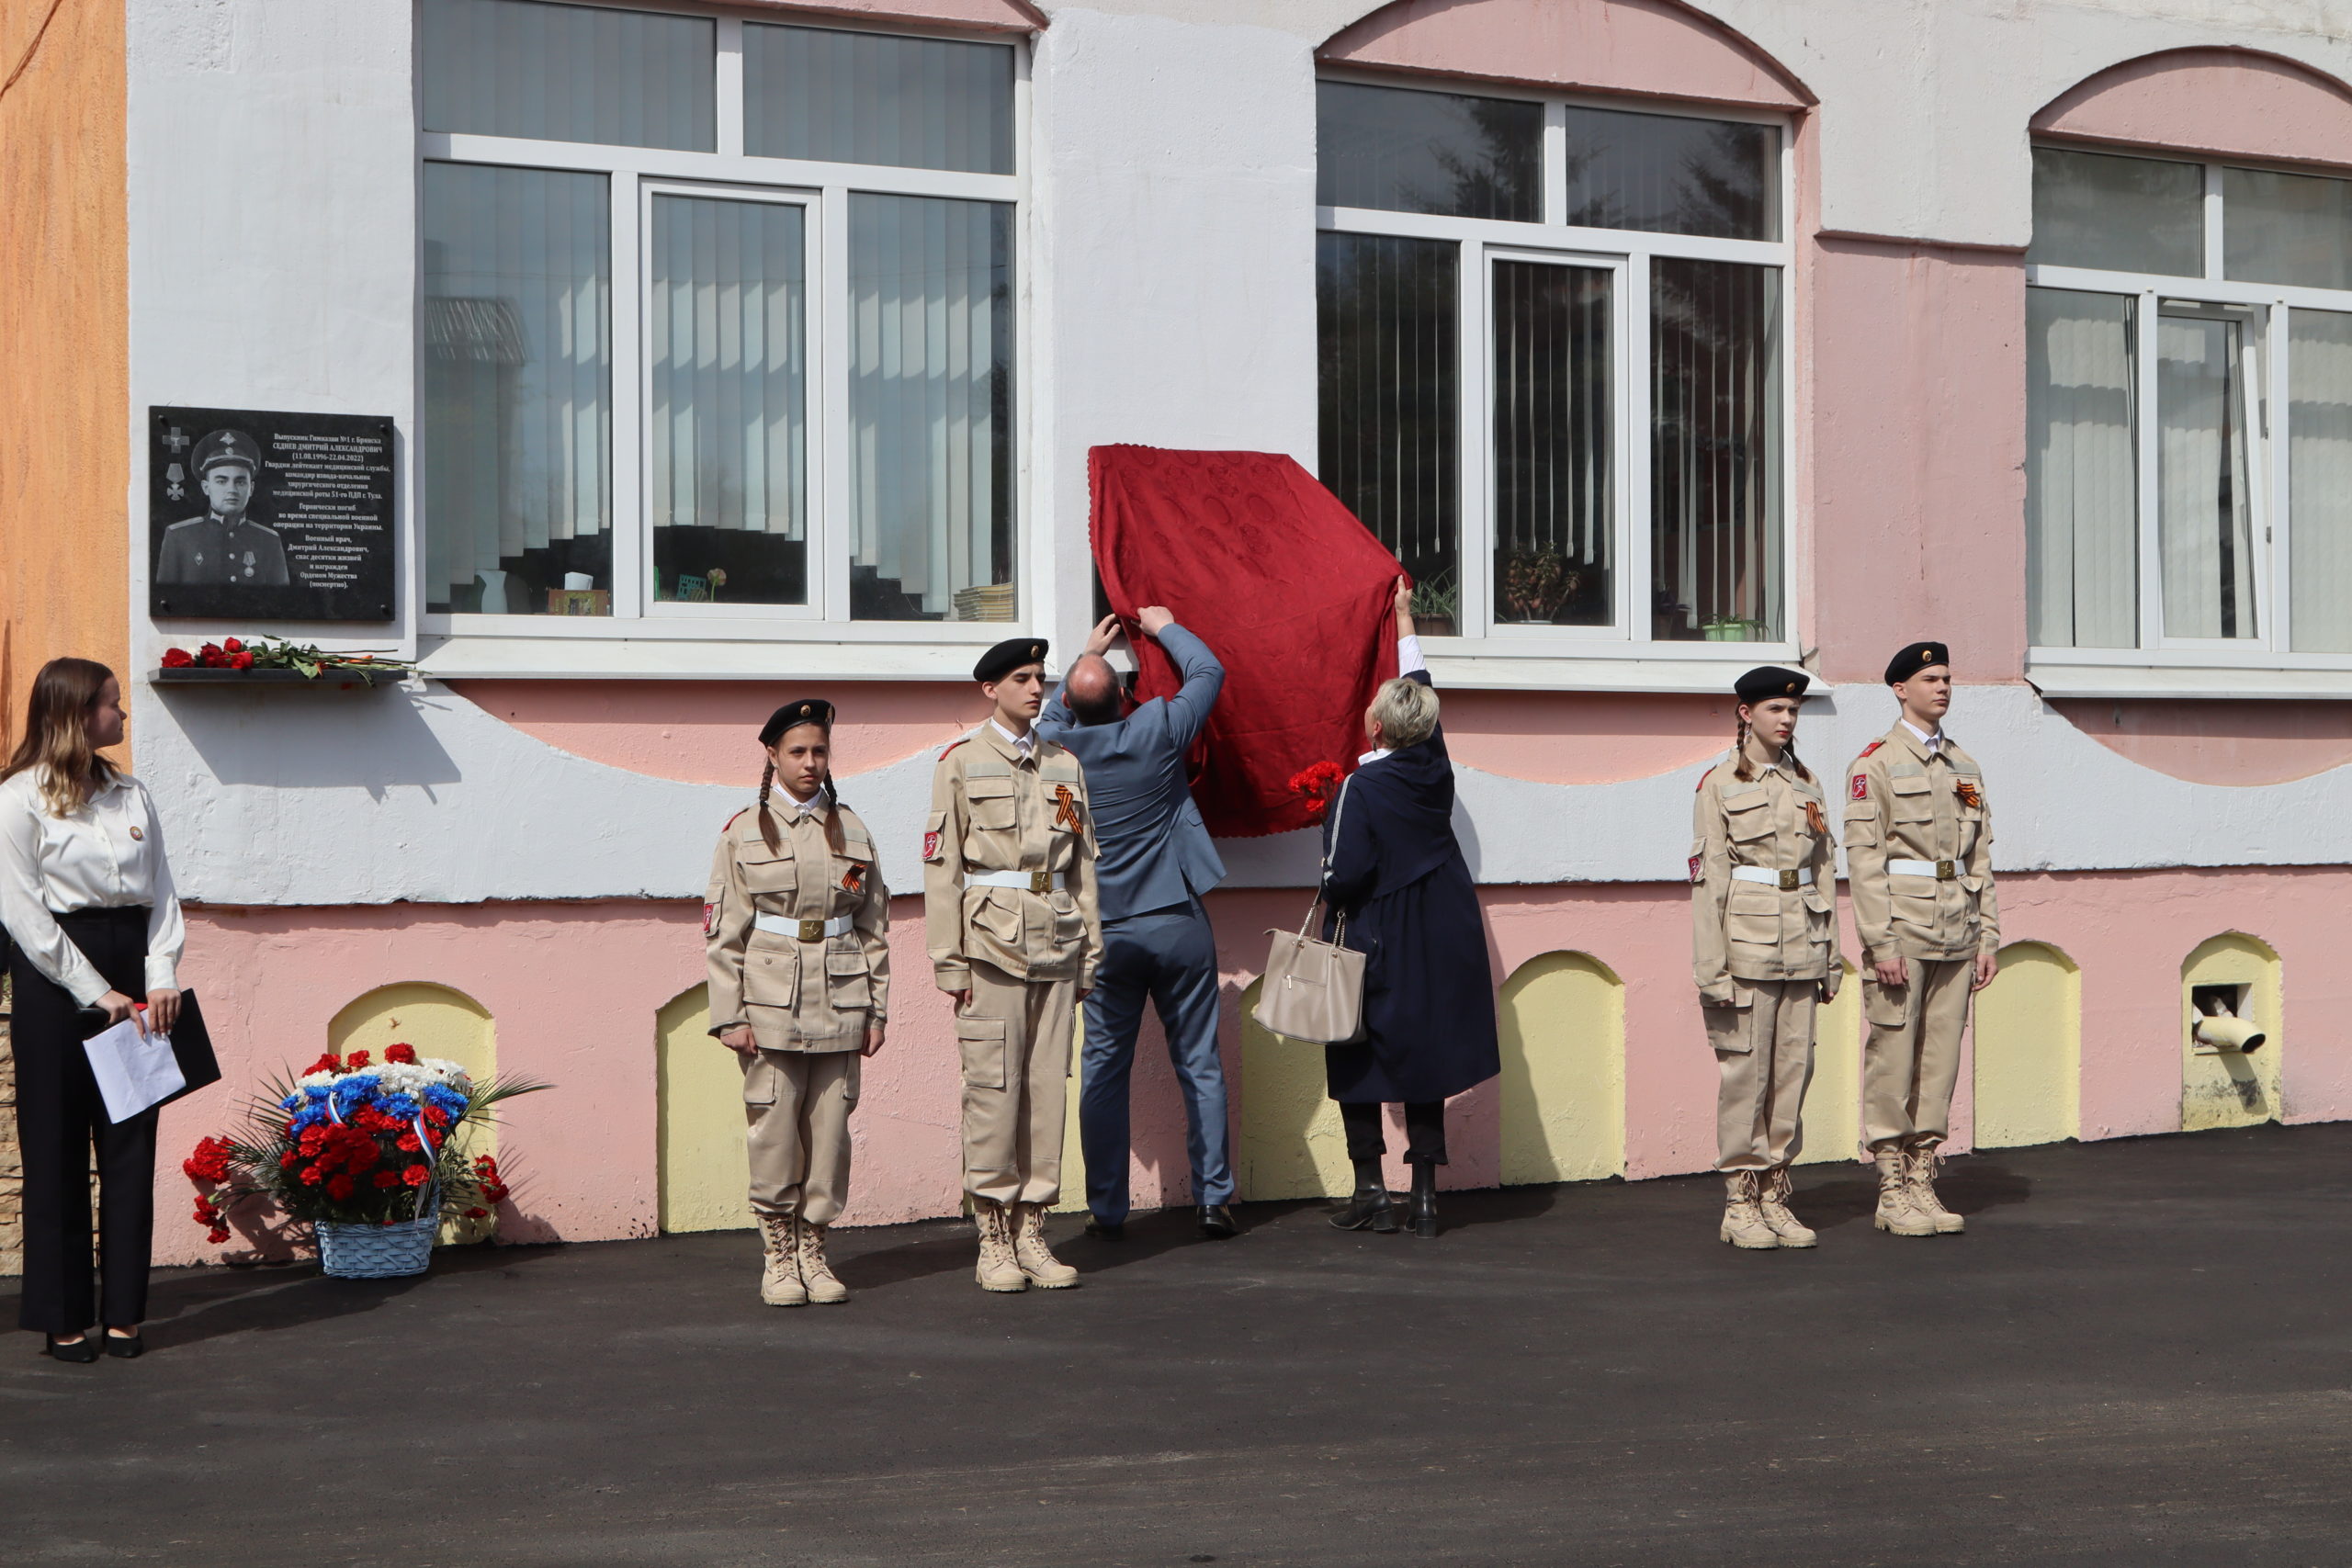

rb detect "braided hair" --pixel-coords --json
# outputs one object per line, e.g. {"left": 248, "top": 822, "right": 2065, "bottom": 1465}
{"left": 1730, "top": 706, "right": 1815, "bottom": 784}
{"left": 757, "top": 723, "right": 856, "bottom": 863}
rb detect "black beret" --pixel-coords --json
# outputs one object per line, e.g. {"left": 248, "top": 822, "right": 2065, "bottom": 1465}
{"left": 973, "top": 637, "right": 1047, "bottom": 683}
{"left": 1734, "top": 665, "right": 1811, "bottom": 704}
{"left": 1884, "top": 641, "right": 1951, "bottom": 685}
{"left": 759, "top": 698, "right": 835, "bottom": 746}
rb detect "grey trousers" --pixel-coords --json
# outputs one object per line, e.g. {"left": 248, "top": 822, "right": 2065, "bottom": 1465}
{"left": 1079, "top": 898, "right": 1234, "bottom": 1222}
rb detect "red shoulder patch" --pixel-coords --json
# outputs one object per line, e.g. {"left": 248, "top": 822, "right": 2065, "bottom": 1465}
{"left": 1688, "top": 854, "right": 1704, "bottom": 885}
{"left": 939, "top": 738, "right": 970, "bottom": 759}
{"left": 1849, "top": 773, "right": 1870, "bottom": 801}
{"left": 725, "top": 808, "right": 747, "bottom": 829}
{"left": 1860, "top": 740, "right": 1883, "bottom": 758}
{"left": 1695, "top": 765, "right": 1715, "bottom": 793}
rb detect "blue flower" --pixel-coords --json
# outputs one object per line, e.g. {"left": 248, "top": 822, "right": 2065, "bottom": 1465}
{"left": 423, "top": 1084, "right": 469, "bottom": 1118}
{"left": 377, "top": 1092, "right": 422, "bottom": 1121}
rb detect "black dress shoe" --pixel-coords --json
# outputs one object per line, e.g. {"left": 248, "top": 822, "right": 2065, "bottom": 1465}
{"left": 103, "top": 1331, "right": 144, "bottom": 1359}
{"left": 1197, "top": 1204, "right": 1238, "bottom": 1238}
{"left": 1329, "top": 1186, "right": 1397, "bottom": 1233}
{"left": 1083, "top": 1216, "right": 1124, "bottom": 1240}
{"left": 44, "top": 1336, "right": 98, "bottom": 1364}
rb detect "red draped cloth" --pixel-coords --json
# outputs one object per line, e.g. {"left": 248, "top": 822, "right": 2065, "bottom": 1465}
{"left": 1089, "top": 446, "right": 1402, "bottom": 839}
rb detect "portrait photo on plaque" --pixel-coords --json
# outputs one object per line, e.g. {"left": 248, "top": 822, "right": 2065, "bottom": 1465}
{"left": 150, "top": 406, "right": 396, "bottom": 622}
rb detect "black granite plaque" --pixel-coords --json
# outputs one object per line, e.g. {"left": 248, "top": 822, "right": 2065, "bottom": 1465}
{"left": 149, "top": 406, "right": 396, "bottom": 622}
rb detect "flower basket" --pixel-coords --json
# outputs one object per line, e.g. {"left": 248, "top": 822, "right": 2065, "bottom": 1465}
{"left": 317, "top": 1211, "right": 440, "bottom": 1279}
{"left": 184, "top": 1044, "right": 548, "bottom": 1277}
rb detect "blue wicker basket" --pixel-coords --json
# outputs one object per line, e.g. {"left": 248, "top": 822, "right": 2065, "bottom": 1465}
{"left": 316, "top": 1212, "right": 437, "bottom": 1279}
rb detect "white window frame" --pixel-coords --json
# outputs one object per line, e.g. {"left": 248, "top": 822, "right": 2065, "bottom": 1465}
{"left": 2027, "top": 145, "right": 2352, "bottom": 698}
{"left": 414, "top": 3, "right": 1032, "bottom": 677}
{"left": 1317, "top": 73, "right": 1799, "bottom": 689}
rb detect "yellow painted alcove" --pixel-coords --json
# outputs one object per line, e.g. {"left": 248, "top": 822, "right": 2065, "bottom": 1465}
{"left": 1236, "top": 976, "right": 1352, "bottom": 1200}
{"left": 655, "top": 984, "right": 752, "bottom": 1233}
{"left": 2181, "top": 934, "right": 2284, "bottom": 1131}
{"left": 1497, "top": 952, "right": 1623, "bottom": 1184}
{"left": 1796, "top": 960, "right": 1861, "bottom": 1166}
{"left": 1053, "top": 1001, "right": 1090, "bottom": 1213}
{"left": 330, "top": 983, "right": 496, "bottom": 1242}
{"left": 1973, "top": 942, "right": 2081, "bottom": 1148}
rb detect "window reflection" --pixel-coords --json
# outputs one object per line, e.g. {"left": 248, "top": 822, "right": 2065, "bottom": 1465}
{"left": 1560, "top": 107, "right": 1777, "bottom": 242}
{"left": 1493, "top": 261, "right": 1612, "bottom": 626}
{"left": 1651, "top": 259, "right": 1781, "bottom": 642}
{"left": 1317, "top": 82, "right": 1541, "bottom": 223}
{"left": 2029, "top": 147, "right": 2202, "bottom": 276}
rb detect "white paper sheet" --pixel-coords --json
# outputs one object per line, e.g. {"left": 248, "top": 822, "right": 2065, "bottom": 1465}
{"left": 82, "top": 1017, "right": 187, "bottom": 1123}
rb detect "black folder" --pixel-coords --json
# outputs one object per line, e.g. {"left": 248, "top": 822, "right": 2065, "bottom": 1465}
{"left": 76, "top": 989, "right": 221, "bottom": 1118}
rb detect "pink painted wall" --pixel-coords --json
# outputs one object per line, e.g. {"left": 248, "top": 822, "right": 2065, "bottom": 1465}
{"left": 2034, "top": 49, "right": 2352, "bottom": 168}
{"left": 2048, "top": 700, "right": 2352, "bottom": 786}
{"left": 1807, "top": 237, "right": 2030, "bottom": 685}
{"left": 1319, "top": 0, "right": 1810, "bottom": 109}
{"left": 450, "top": 680, "right": 979, "bottom": 783}
{"left": 154, "top": 864, "right": 2352, "bottom": 1263}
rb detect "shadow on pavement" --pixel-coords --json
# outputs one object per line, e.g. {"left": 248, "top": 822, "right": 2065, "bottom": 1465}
{"left": 127, "top": 1242, "right": 563, "bottom": 1351}
{"left": 1796, "top": 1155, "right": 2034, "bottom": 1233}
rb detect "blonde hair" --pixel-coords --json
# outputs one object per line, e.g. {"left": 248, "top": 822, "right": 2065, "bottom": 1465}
{"left": 2, "top": 658, "right": 119, "bottom": 818}
{"left": 1367, "top": 677, "right": 1439, "bottom": 750}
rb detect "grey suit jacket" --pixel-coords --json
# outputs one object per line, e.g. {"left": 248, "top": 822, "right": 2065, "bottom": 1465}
{"left": 1036, "top": 622, "right": 1227, "bottom": 922}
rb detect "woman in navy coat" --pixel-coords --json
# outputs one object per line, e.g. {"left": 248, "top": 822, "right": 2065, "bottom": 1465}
{"left": 1320, "top": 579, "right": 1500, "bottom": 1237}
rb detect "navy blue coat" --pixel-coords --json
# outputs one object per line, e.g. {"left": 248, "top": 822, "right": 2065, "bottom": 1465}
{"left": 1035, "top": 622, "right": 1227, "bottom": 922}
{"left": 1319, "top": 670, "right": 1500, "bottom": 1105}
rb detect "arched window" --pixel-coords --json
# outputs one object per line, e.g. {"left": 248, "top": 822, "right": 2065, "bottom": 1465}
{"left": 1314, "top": 0, "right": 1803, "bottom": 654}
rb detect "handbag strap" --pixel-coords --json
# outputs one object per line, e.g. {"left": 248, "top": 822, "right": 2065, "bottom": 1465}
{"left": 1298, "top": 771, "right": 1356, "bottom": 945}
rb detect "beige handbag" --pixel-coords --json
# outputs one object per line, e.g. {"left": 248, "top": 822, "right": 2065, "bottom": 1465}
{"left": 1252, "top": 780, "right": 1367, "bottom": 1044}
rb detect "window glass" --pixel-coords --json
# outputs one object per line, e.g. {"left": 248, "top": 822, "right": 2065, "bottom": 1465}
{"left": 745, "top": 26, "right": 1013, "bottom": 175}
{"left": 2225, "top": 166, "right": 2352, "bottom": 291}
{"left": 2290, "top": 310, "right": 2352, "bottom": 651}
{"left": 423, "top": 164, "right": 613, "bottom": 615}
{"left": 1492, "top": 261, "right": 1612, "bottom": 626}
{"left": 847, "top": 196, "right": 1016, "bottom": 622}
{"left": 2156, "top": 307, "right": 2263, "bottom": 640}
{"left": 1560, "top": 107, "right": 1778, "bottom": 242}
{"left": 2029, "top": 147, "right": 2202, "bottom": 276}
{"left": 2025, "top": 288, "right": 2138, "bottom": 649}
{"left": 1317, "top": 82, "right": 1541, "bottom": 223}
{"left": 649, "top": 197, "right": 808, "bottom": 608}
{"left": 1650, "top": 259, "right": 1781, "bottom": 642}
{"left": 421, "top": 0, "right": 715, "bottom": 152}
{"left": 1317, "top": 231, "right": 1461, "bottom": 633}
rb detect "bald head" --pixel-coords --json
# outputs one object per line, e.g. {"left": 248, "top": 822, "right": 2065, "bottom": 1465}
{"left": 1065, "top": 654, "right": 1122, "bottom": 726}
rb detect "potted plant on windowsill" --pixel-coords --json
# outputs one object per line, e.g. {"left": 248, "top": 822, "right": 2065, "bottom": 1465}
{"left": 1409, "top": 569, "right": 1460, "bottom": 638}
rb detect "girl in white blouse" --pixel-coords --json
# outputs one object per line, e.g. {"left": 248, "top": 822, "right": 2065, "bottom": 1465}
{"left": 0, "top": 659, "right": 185, "bottom": 1361}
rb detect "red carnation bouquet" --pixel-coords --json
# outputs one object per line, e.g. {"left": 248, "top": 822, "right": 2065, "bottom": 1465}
{"left": 1287, "top": 760, "right": 1347, "bottom": 824}
{"left": 159, "top": 635, "right": 413, "bottom": 680}
{"left": 184, "top": 1043, "right": 546, "bottom": 1250}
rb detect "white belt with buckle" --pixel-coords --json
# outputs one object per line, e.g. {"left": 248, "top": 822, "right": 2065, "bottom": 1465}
{"left": 1730, "top": 865, "right": 1812, "bottom": 889}
{"left": 1888, "top": 858, "right": 1961, "bottom": 881}
{"left": 754, "top": 913, "right": 855, "bottom": 941}
{"left": 967, "top": 870, "right": 1066, "bottom": 893}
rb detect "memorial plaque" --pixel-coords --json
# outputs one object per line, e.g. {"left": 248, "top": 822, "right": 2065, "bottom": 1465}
{"left": 149, "top": 406, "right": 396, "bottom": 622}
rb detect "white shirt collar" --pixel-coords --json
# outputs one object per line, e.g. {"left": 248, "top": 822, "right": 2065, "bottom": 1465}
{"left": 989, "top": 718, "right": 1034, "bottom": 758}
{"left": 774, "top": 787, "right": 824, "bottom": 819}
{"left": 1357, "top": 748, "right": 1389, "bottom": 766}
{"left": 1901, "top": 718, "right": 1944, "bottom": 752}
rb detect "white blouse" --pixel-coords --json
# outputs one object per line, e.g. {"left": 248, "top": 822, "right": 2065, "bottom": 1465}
{"left": 0, "top": 768, "right": 186, "bottom": 1006}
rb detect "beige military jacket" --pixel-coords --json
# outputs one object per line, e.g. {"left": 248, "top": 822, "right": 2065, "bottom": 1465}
{"left": 1842, "top": 725, "right": 1999, "bottom": 965}
{"left": 1690, "top": 757, "right": 1842, "bottom": 1007}
{"left": 922, "top": 723, "right": 1102, "bottom": 991}
{"left": 704, "top": 795, "right": 891, "bottom": 1052}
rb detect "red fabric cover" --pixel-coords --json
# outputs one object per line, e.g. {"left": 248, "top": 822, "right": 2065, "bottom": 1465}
{"left": 1089, "top": 446, "right": 1402, "bottom": 839}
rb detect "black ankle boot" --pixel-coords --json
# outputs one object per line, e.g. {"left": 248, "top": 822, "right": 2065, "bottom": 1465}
{"left": 1408, "top": 1163, "right": 1439, "bottom": 1238}
{"left": 1329, "top": 1157, "right": 1396, "bottom": 1233}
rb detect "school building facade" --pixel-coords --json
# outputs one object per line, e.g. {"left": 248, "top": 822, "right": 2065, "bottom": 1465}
{"left": 4, "top": 0, "right": 2351, "bottom": 1264}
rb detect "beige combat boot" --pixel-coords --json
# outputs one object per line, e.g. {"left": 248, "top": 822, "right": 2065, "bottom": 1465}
{"left": 973, "top": 1201, "right": 1027, "bottom": 1293}
{"left": 757, "top": 1213, "right": 808, "bottom": 1306}
{"left": 1011, "top": 1201, "right": 1080, "bottom": 1288}
{"left": 1904, "top": 1140, "right": 1965, "bottom": 1235}
{"left": 1718, "top": 1171, "right": 1779, "bottom": 1250}
{"left": 794, "top": 1217, "right": 849, "bottom": 1304}
{"left": 1758, "top": 1167, "right": 1817, "bottom": 1248}
{"left": 1872, "top": 1148, "right": 1937, "bottom": 1236}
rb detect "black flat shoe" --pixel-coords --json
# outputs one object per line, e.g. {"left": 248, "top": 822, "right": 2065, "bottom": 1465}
{"left": 1408, "top": 1163, "right": 1440, "bottom": 1238}
{"left": 1083, "top": 1216, "right": 1124, "bottom": 1240}
{"left": 1197, "top": 1204, "right": 1238, "bottom": 1239}
{"left": 44, "top": 1336, "right": 97, "bottom": 1364}
{"left": 103, "top": 1331, "right": 143, "bottom": 1359}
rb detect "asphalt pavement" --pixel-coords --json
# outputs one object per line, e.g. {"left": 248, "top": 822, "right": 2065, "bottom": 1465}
{"left": 6, "top": 1123, "right": 2351, "bottom": 1567}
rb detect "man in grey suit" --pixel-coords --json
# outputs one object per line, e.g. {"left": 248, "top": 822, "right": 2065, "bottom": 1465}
{"left": 1036, "top": 606, "right": 1236, "bottom": 1238}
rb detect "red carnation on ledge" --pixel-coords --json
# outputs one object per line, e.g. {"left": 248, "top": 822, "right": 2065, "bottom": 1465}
{"left": 1287, "top": 760, "right": 1348, "bottom": 824}
{"left": 160, "top": 647, "right": 194, "bottom": 669}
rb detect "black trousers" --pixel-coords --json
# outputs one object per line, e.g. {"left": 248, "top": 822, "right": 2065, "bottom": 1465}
{"left": 1339, "top": 1100, "right": 1447, "bottom": 1165}
{"left": 12, "top": 908, "right": 157, "bottom": 1335}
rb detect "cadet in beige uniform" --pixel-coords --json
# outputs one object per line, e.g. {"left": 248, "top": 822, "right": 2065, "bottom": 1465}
{"left": 923, "top": 637, "right": 1103, "bottom": 1293}
{"left": 1691, "top": 666, "right": 1841, "bottom": 1250}
{"left": 1842, "top": 641, "right": 1998, "bottom": 1238}
{"left": 706, "top": 698, "right": 890, "bottom": 1306}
